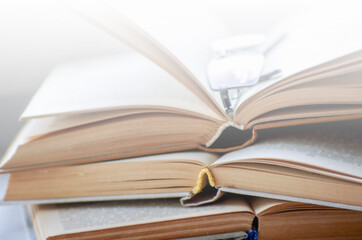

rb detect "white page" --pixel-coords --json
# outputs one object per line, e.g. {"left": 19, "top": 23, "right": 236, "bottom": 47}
{"left": 21, "top": 53, "right": 221, "bottom": 121}
{"left": 237, "top": 3, "right": 362, "bottom": 109}
{"left": 214, "top": 120, "right": 362, "bottom": 182}
{"left": 109, "top": 0, "right": 231, "bottom": 108}
{"left": 264, "top": 3, "right": 362, "bottom": 78}
{"left": 68, "top": 0, "right": 229, "bottom": 119}
{"left": 37, "top": 197, "right": 250, "bottom": 237}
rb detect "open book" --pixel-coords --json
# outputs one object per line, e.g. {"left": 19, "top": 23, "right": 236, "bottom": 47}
{"left": 29, "top": 196, "right": 362, "bottom": 240}
{"left": 1, "top": 2, "right": 362, "bottom": 172}
{"left": 2, "top": 120, "right": 362, "bottom": 211}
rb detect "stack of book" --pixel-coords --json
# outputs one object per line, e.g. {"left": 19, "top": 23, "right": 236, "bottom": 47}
{"left": 1, "top": 2, "right": 362, "bottom": 239}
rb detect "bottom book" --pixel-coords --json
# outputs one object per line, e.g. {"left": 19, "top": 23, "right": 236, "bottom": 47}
{"left": 28, "top": 195, "right": 362, "bottom": 240}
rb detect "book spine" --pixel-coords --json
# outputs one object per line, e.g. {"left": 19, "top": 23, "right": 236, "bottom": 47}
{"left": 205, "top": 121, "right": 243, "bottom": 147}
{"left": 245, "top": 229, "right": 258, "bottom": 240}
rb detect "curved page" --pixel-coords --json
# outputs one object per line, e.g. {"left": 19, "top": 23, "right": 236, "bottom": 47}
{"left": 21, "top": 54, "right": 222, "bottom": 122}
{"left": 68, "top": 0, "right": 229, "bottom": 119}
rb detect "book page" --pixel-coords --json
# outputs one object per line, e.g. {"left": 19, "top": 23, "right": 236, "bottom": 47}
{"left": 250, "top": 197, "right": 286, "bottom": 216}
{"left": 34, "top": 197, "right": 251, "bottom": 237}
{"left": 113, "top": 151, "right": 220, "bottom": 167}
{"left": 213, "top": 120, "right": 362, "bottom": 182}
{"left": 236, "top": 3, "right": 362, "bottom": 115}
{"left": 110, "top": 0, "right": 231, "bottom": 105}
{"left": 23, "top": 109, "right": 151, "bottom": 139}
{"left": 264, "top": 3, "right": 362, "bottom": 79}
{"left": 251, "top": 197, "right": 334, "bottom": 217}
{"left": 68, "top": 0, "right": 229, "bottom": 119}
{"left": 21, "top": 53, "right": 222, "bottom": 122}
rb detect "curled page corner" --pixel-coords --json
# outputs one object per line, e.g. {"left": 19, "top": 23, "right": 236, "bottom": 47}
{"left": 205, "top": 121, "right": 243, "bottom": 147}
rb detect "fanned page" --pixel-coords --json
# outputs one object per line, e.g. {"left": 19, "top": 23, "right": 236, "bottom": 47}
{"left": 1, "top": 52, "right": 227, "bottom": 170}
{"left": 235, "top": 3, "right": 362, "bottom": 126}
{"left": 31, "top": 197, "right": 252, "bottom": 239}
{"left": 250, "top": 197, "right": 331, "bottom": 216}
{"left": 110, "top": 1, "right": 230, "bottom": 105}
{"left": 21, "top": 54, "right": 222, "bottom": 122}
{"left": 249, "top": 197, "right": 362, "bottom": 240}
{"left": 212, "top": 120, "right": 362, "bottom": 183}
{"left": 237, "top": 71, "right": 362, "bottom": 129}
{"left": 68, "top": 0, "right": 230, "bottom": 120}
{"left": 2, "top": 151, "right": 219, "bottom": 201}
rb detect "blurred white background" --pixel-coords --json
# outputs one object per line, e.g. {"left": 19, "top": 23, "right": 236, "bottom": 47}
{"left": 0, "top": 0, "right": 331, "bottom": 157}
{"left": 0, "top": 0, "right": 344, "bottom": 239}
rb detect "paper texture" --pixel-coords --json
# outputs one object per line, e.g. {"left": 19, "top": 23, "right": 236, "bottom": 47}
{"left": 214, "top": 121, "right": 362, "bottom": 182}
{"left": 116, "top": 151, "right": 219, "bottom": 166}
{"left": 220, "top": 187, "right": 362, "bottom": 212}
{"left": 67, "top": 0, "right": 228, "bottom": 119}
{"left": 22, "top": 54, "right": 221, "bottom": 121}
{"left": 2, "top": 192, "right": 188, "bottom": 205}
{"left": 107, "top": 0, "right": 231, "bottom": 110}
{"left": 36, "top": 197, "right": 250, "bottom": 237}
{"left": 236, "top": 3, "right": 362, "bottom": 114}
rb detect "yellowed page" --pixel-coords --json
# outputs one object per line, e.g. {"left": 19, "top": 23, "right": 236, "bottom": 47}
{"left": 4, "top": 151, "right": 219, "bottom": 200}
{"left": 246, "top": 105, "right": 362, "bottom": 129}
{"left": 24, "top": 109, "right": 151, "bottom": 140}
{"left": 21, "top": 54, "right": 223, "bottom": 122}
{"left": 250, "top": 197, "right": 286, "bottom": 216}
{"left": 116, "top": 151, "right": 219, "bottom": 166}
{"left": 251, "top": 197, "right": 335, "bottom": 217}
{"left": 240, "top": 85, "right": 362, "bottom": 127}
{"left": 212, "top": 120, "right": 362, "bottom": 183}
{"left": 238, "top": 66, "right": 362, "bottom": 127}
{"left": 24, "top": 107, "right": 221, "bottom": 141}
{"left": 33, "top": 197, "right": 251, "bottom": 238}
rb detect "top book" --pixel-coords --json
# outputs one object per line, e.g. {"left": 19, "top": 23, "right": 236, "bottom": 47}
{"left": 1, "top": 2, "right": 362, "bottom": 171}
